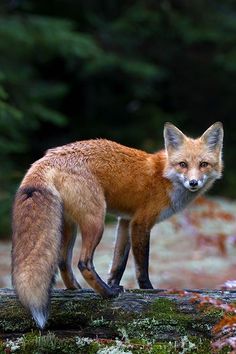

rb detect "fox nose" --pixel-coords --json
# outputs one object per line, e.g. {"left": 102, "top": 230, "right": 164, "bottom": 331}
{"left": 189, "top": 179, "right": 198, "bottom": 188}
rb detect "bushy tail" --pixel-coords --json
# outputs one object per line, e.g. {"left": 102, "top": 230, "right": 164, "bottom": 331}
{"left": 12, "top": 186, "right": 63, "bottom": 329}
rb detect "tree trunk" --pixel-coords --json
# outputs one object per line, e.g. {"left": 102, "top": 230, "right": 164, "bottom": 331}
{"left": 0, "top": 288, "right": 235, "bottom": 342}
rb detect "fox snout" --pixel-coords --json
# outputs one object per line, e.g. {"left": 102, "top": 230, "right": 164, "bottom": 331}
{"left": 181, "top": 167, "right": 209, "bottom": 191}
{"left": 182, "top": 175, "right": 207, "bottom": 192}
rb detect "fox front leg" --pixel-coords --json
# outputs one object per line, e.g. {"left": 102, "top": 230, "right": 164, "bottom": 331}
{"left": 130, "top": 220, "right": 153, "bottom": 289}
{"left": 108, "top": 218, "right": 130, "bottom": 287}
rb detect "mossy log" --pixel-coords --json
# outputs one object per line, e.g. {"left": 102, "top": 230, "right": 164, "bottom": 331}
{"left": 0, "top": 288, "right": 235, "bottom": 341}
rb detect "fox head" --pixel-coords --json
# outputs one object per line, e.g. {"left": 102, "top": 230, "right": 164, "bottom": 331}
{"left": 163, "top": 122, "right": 224, "bottom": 192}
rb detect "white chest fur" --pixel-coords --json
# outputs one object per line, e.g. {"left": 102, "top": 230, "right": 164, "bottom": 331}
{"left": 157, "top": 183, "right": 198, "bottom": 223}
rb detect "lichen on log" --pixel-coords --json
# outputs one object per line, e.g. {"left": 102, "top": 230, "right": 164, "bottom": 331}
{"left": 0, "top": 288, "right": 235, "bottom": 344}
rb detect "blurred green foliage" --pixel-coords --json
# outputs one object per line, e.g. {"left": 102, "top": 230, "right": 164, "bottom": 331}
{"left": 0, "top": 0, "right": 236, "bottom": 237}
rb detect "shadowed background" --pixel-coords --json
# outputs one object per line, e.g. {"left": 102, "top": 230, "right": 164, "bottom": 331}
{"left": 1, "top": 0, "right": 236, "bottom": 237}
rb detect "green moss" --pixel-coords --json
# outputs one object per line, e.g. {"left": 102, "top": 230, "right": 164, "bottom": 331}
{"left": 0, "top": 332, "right": 219, "bottom": 354}
{"left": 201, "top": 305, "right": 224, "bottom": 319}
{"left": 2, "top": 332, "right": 80, "bottom": 354}
{"left": 126, "top": 336, "right": 212, "bottom": 354}
{"left": 0, "top": 301, "right": 33, "bottom": 332}
{"left": 20, "top": 332, "right": 78, "bottom": 354}
{"left": 149, "top": 298, "right": 191, "bottom": 322}
{"left": 107, "top": 296, "right": 225, "bottom": 344}
{"left": 91, "top": 317, "right": 110, "bottom": 327}
{"left": 114, "top": 298, "right": 193, "bottom": 341}
{"left": 189, "top": 304, "right": 227, "bottom": 337}
{"left": 48, "top": 296, "right": 107, "bottom": 330}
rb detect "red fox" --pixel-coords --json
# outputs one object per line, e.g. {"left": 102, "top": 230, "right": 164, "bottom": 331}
{"left": 12, "top": 122, "right": 223, "bottom": 328}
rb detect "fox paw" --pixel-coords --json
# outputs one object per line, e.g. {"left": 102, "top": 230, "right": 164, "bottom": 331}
{"left": 110, "top": 284, "right": 124, "bottom": 295}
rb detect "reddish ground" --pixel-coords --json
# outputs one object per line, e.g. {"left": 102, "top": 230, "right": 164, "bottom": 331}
{"left": 1, "top": 196, "right": 236, "bottom": 290}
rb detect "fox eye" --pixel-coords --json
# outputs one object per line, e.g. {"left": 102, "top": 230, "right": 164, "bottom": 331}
{"left": 200, "top": 161, "right": 209, "bottom": 168}
{"left": 179, "top": 161, "right": 188, "bottom": 168}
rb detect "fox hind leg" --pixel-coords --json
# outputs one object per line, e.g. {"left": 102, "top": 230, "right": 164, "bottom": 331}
{"left": 61, "top": 172, "right": 122, "bottom": 297}
{"left": 78, "top": 213, "right": 123, "bottom": 298}
{"left": 59, "top": 218, "right": 82, "bottom": 289}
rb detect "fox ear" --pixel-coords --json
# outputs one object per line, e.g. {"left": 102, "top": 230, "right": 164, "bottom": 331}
{"left": 164, "top": 123, "right": 185, "bottom": 151}
{"left": 201, "top": 122, "right": 224, "bottom": 151}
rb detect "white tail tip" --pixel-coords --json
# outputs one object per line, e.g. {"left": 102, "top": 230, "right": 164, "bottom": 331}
{"left": 31, "top": 307, "right": 48, "bottom": 329}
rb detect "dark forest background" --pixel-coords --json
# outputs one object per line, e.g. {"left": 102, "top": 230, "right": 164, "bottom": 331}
{"left": 1, "top": 0, "right": 236, "bottom": 238}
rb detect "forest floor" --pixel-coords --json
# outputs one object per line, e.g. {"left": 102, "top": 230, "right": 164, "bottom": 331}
{"left": 1, "top": 196, "right": 236, "bottom": 290}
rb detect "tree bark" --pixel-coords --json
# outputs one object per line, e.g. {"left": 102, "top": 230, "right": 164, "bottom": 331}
{"left": 0, "top": 288, "right": 235, "bottom": 341}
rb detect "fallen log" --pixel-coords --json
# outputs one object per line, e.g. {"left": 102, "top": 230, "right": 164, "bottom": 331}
{"left": 0, "top": 288, "right": 235, "bottom": 342}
